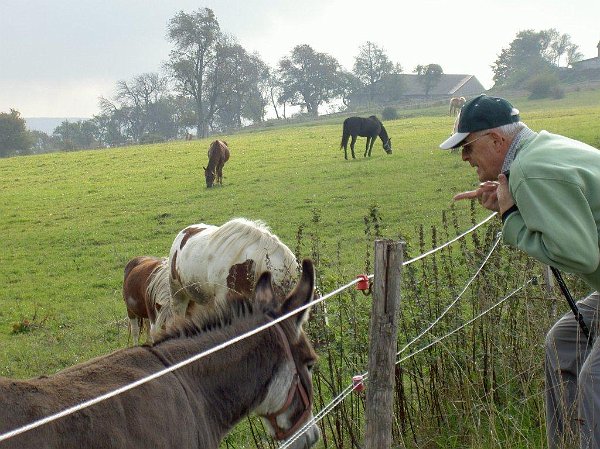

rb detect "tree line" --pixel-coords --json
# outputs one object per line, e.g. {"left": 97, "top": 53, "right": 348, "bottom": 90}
{"left": 0, "top": 7, "right": 584, "bottom": 157}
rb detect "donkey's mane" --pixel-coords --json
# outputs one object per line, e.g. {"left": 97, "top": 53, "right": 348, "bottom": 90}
{"left": 153, "top": 297, "right": 264, "bottom": 345}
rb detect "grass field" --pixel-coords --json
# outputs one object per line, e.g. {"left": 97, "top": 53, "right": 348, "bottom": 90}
{"left": 1, "top": 88, "right": 600, "bottom": 446}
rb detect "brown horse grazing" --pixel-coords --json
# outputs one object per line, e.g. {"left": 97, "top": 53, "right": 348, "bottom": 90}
{"left": 340, "top": 116, "right": 392, "bottom": 160}
{"left": 449, "top": 96, "right": 466, "bottom": 116}
{"left": 0, "top": 260, "right": 320, "bottom": 449}
{"left": 204, "top": 140, "right": 230, "bottom": 188}
{"left": 122, "top": 256, "right": 166, "bottom": 345}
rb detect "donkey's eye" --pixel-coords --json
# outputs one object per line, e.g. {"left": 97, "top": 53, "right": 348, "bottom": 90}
{"left": 306, "top": 361, "right": 316, "bottom": 372}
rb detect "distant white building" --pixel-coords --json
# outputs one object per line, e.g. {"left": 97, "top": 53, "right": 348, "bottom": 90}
{"left": 348, "top": 73, "right": 486, "bottom": 107}
{"left": 571, "top": 41, "right": 600, "bottom": 71}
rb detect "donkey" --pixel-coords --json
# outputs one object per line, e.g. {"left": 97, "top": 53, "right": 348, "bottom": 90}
{"left": 0, "top": 260, "right": 320, "bottom": 449}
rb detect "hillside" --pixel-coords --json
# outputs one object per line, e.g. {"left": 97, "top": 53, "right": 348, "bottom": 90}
{"left": 2, "top": 87, "right": 600, "bottom": 368}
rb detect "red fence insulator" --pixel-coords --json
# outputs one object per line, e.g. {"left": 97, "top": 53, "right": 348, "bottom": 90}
{"left": 356, "top": 274, "right": 369, "bottom": 291}
{"left": 355, "top": 274, "right": 371, "bottom": 296}
{"left": 352, "top": 375, "right": 365, "bottom": 392}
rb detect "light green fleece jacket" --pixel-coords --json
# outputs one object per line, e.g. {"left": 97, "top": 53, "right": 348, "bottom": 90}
{"left": 503, "top": 130, "right": 600, "bottom": 292}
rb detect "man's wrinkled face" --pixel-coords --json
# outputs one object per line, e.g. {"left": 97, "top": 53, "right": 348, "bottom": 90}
{"left": 460, "top": 132, "right": 505, "bottom": 182}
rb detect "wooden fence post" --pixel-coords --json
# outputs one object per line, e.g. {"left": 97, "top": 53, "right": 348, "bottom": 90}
{"left": 365, "top": 239, "right": 404, "bottom": 449}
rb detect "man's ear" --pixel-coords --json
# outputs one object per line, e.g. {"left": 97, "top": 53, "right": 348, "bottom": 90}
{"left": 489, "top": 131, "right": 507, "bottom": 152}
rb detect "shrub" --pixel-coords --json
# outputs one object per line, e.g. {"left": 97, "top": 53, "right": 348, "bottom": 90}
{"left": 139, "top": 133, "right": 165, "bottom": 144}
{"left": 527, "top": 72, "right": 561, "bottom": 99}
{"left": 552, "top": 86, "right": 565, "bottom": 99}
{"left": 381, "top": 106, "right": 398, "bottom": 120}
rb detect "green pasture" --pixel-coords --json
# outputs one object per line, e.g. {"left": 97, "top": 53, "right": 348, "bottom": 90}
{"left": 1, "top": 88, "right": 600, "bottom": 447}
{"left": 1, "top": 88, "right": 599, "bottom": 376}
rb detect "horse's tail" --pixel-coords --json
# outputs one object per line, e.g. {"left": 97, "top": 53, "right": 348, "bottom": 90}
{"left": 123, "top": 256, "right": 145, "bottom": 298}
{"left": 340, "top": 119, "right": 349, "bottom": 149}
{"left": 147, "top": 260, "right": 173, "bottom": 336}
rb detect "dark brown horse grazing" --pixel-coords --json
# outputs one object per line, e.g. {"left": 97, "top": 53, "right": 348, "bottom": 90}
{"left": 0, "top": 260, "right": 320, "bottom": 449}
{"left": 204, "top": 140, "right": 230, "bottom": 188}
{"left": 122, "top": 256, "right": 166, "bottom": 345}
{"left": 340, "top": 116, "right": 392, "bottom": 159}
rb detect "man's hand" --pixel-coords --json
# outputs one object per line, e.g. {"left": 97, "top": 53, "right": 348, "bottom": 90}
{"left": 496, "top": 173, "right": 515, "bottom": 215}
{"left": 453, "top": 181, "right": 500, "bottom": 212}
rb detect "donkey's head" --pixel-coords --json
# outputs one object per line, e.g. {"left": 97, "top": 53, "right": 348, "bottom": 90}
{"left": 254, "top": 259, "right": 320, "bottom": 449}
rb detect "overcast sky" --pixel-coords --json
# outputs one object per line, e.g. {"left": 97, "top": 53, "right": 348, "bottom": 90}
{"left": 1, "top": 0, "right": 599, "bottom": 118}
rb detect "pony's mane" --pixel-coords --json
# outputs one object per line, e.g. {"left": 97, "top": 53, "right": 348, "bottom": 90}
{"left": 211, "top": 218, "right": 298, "bottom": 276}
{"left": 153, "top": 297, "right": 262, "bottom": 345}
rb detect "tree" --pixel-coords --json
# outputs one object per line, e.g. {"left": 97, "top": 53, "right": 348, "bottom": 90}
{"left": 0, "top": 109, "right": 33, "bottom": 157}
{"left": 414, "top": 64, "right": 443, "bottom": 96}
{"left": 278, "top": 44, "right": 342, "bottom": 116}
{"left": 52, "top": 120, "right": 99, "bottom": 151}
{"left": 336, "top": 70, "right": 363, "bottom": 108}
{"left": 204, "top": 40, "right": 269, "bottom": 131}
{"left": 352, "top": 42, "right": 395, "bottom": 102}
{"left": 166, "top": 8, "right": 222, "bottom": 137}
{"left": 264, "top": 67, "right": 285, "bottom": 119}
{"left": 566, "top": 45, "right": 584, "bottom": 67}
{"left": 113, "top": 73, "right": 171, "bottom": 141}
{"left": 491, "top": 29, "right": 582, "bottom": 88}
{"left": 29, "top": 130, "right": 59, "bottom": 154}
{"left": 99, "top": 73, "right": 183, "bottom": 144}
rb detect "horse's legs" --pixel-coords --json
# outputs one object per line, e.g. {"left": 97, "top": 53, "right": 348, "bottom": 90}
{"left": 171, "top": 285, "right": 191, "bottom": 317}
{"left": 217, "top": 164, "right": 223, "bottom": 185}
{"left": 130, "top": 317, "right": 140, "bottom": 345}
{"left": 144, "top": 318, "right": 152, "bottom": 343}
{"left": 365, "top": 137, "right": 373, "bottom": 157}
{"left": 350, "top": 136, "right": 357, "bottom": 159}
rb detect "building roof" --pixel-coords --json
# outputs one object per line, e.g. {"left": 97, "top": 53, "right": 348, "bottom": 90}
{"left": 348, "top": 73, "right": 487, "bottom": 107}
{"left": 388, "top": 73, "right": 485, "bottom": 96}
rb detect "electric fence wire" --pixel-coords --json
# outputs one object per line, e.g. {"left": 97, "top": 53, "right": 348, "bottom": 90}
{"left": 280, "top": 229, "right": 523, "bottom": 449}
{"left": 0, "top": 213, "right": 500, "bottom": 444}
{"left": 280, "top": 273, "right": 537, "bottom": 449}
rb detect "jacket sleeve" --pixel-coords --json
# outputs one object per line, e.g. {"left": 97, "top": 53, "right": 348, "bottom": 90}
{"left": 502, "top": 177, "right": 600, "bottom": 274}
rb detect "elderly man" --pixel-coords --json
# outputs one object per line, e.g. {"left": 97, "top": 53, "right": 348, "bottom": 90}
{"left": 440, "top": 94, "right": 600, "bottom": 449}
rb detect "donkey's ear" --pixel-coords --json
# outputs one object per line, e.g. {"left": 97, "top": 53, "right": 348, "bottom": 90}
{"left": 254, "top": 271, "right": 276, "bottom": 308}
{"left": 281, "top": 259, "right": 314, "bottom": 328}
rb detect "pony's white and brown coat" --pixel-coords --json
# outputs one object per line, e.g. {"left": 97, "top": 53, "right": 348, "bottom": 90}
{"left": 151, "top": 218, "right": 299, "bottom": 331}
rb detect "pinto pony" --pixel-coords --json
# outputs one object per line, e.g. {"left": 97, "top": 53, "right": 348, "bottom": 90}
{"left": 0, "top": 260, "right": 320, "bottom": 449}
{"left": 122, "top": 256, "right": 167, "bottom": 345}
{"left": 340, "top": 115, "right": 392, "bottom": 160}
{"left": 151, "top": 218, "right": 299, "bottom": 332}
{"left": 204, "top": 140, "right": 230, "bottom": 188}
{"left": 449, "top": 96, "right": 466, "bottom": 116}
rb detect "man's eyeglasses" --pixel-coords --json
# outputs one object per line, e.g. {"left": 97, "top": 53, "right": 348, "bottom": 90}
{"left": 461, "top": 133, "right": 490, "bottom": 153}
